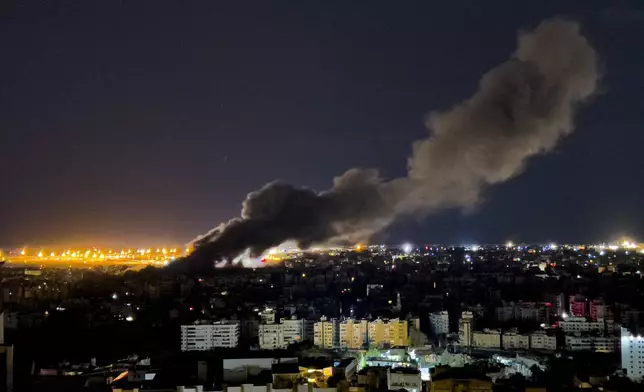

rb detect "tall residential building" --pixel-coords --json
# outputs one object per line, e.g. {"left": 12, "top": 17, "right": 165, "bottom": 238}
{"left": 622, "top": 328, "right": 644, "bottom": 381}
{"left": 458, "top": 311, "right": 474, "bottom": 347}
{"left": 550, "top": 293, "right": 566, "bottom": 316}
{"left": 180, "top": 321, "right": 240, "bottom": 351}
{"left": 590, "top": 300, "right": 614, "bottom": 321}
{"left": 258, "top": 323, "right": 285, "bottom": 350}
{"left": 339, "top": 319, "right": 368, "bottom": 349}
{"left": 368, "top": 318, "right": 409, "bottom": 347}
{"left": 258, "top": 317, "right": 308, "bottom": 350}
{"left": 281, "top": 317, "right": 306, "bottom": 345}
{"left": 314, "top": 318, "right": 409, "bottom": 349}
{"left": 314, "top": 317, "right": 339, "bottom": 349}
{"left": 429, "top": 311, "right": 449, "bottom": 336}
{"left": 569, "top": 295, "right": 587, "bottom": 317}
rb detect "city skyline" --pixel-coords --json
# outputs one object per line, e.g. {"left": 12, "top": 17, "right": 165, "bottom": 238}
{"left": 4, "top": 3, "right": 644, "bottom": 390}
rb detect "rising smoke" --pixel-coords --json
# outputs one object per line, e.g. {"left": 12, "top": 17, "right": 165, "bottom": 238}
{"left": 185, "top": 18, "right": 599, "bottom": 267}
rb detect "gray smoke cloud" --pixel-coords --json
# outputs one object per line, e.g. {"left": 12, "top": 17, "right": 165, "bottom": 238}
{"left": 185, "top": 18, "right": 599, "bottom": 267}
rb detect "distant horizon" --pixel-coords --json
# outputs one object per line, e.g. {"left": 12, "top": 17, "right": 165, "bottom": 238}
{"left": 1, "top": 236, "right": 641, "bottom": 251}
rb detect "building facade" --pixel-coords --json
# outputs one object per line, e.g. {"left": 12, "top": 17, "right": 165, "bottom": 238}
{"left": 429, "top": 311, "right": 449, "bottom": 336}
{"left": 529, "top": 332, "right": 557, "bottom": 351}
{"left": 281, "top": 318, "right": 306, "bottom": 345}
{"left": 473, "top": 330, "right": 501, "bottom": 349}
{"left": 560, "top": 317, "right": 612, "bottom": 335}
{"left": 622, "top": 328, "right": 644, "bottom": 381}
{"left": 590, "top": 300, "right": 614, "bottom": 321}
{"left": 502, "top": 332, "right": 529, "bottom": 350}
{"left": 339, "top": 319, "right": 368, "bottom": 349}
{"left": 565, "top": 335, "right": 617, "bottom": 352}
{"left": 569, "top": 295, "right": 587, "bottom": 317}
{"left": 458, "top": 312, "right": 474, "bottom": 347}
{"left": 314, "top": 318, "right": 409, "bottom": 349}
{"left": 181, "top": 321, "right": 240, "bottom": 351}
{"left": 259, "top": 323, "right": 285, "bottom": 350}
{"left": 314, "top": 317, "right": 339, "bottom": 349}
{"left": 368, "top": 318, "right": 408, "bottom": 347}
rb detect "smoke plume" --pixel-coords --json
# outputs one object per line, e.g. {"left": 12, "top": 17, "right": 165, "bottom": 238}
{"left": 185, "top": 18, "right": 599, "bottom": 267}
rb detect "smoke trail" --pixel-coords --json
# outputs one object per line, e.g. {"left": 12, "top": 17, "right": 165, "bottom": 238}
{"left": 183, "top": 18, "right": 599, "bottom": 268}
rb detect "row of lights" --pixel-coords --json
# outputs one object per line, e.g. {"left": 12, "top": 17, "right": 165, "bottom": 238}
{"left": 17, "top": 247, "right": 188, "bottom": 257}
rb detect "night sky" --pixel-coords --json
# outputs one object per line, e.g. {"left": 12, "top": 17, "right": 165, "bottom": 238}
{"left": 2, "top": 1, "right": 644, "bottom": 247}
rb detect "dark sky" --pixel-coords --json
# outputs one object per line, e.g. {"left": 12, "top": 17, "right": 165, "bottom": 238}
{"left": 2, "top": 1, "right": 644, "bottom": 247}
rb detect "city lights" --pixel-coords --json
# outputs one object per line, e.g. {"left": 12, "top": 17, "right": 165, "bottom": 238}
{"left": 402, "top": 243, "right": 413, "bottom": 254}
{"left": 3, "top": 245, "right": 189, "bottom": 267}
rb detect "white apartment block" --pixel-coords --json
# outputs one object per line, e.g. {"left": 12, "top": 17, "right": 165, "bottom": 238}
{"left": 281, "top": 318, "right": 306, "bottom": 345}
{"left": 473, "top": 330, "right": 501, "bottom": 349}
{"left": 529, "top": 332, "right": 557, "bottom": 351}
{"left": 429, "top": 311, "right": 449, "bottom": 336}
{"left": 181, "top": 321, "right": 240, "bottom": 351}
{"left": 622, "top": 328, "right": 644, "bottom": 381}
{"left": 258, "top": 317, "right": 307, "bottom": 350}
{"left": 502, "top": 332, "right": 530, "bottom": 350}
{"left": 565, "top": 335, "right": 616, "bottom": 352}
{"left": 259, "top": 323, "right": 285, "bottom": 350}
{"left": 560, "top": 317, "right": 611, "bottom": 335}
